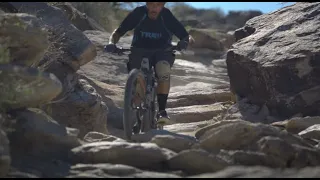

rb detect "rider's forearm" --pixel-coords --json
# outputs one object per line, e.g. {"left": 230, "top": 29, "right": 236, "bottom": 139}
{"left": 109, "top": 29, "right": 121, "bottom": 44}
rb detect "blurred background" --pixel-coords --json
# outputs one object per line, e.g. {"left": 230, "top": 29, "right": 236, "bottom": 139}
{"left": 47, "top": 2, "right": 295, "bottom": 34}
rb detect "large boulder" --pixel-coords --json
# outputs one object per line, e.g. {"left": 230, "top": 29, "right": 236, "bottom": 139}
{"left": 76, "top": 74, "right": 124, "bottom": 130}
{"left": 0, "top": 13, "right": 49, "bottom": 66}
{"left": 0, "top": 65, "right": 62, "bottom": 111}
{"left": 7, "top": 2, "right": 97, "bottom": 72}
{"left": 3, "top": 3, "right": 106, "bottom": 138}
{"left": 55, "top": 2, "right": 106, "bottom": 32}
{"left": 167, "top": 149, "right": 230, "bottom": 175}
{"left": 70, "top": 141, "right": 176, "bottom": 171}
{"left": 8, "top": 108, "right": 81, "bottom": 157}
{"left": 226, "top": 2, "right": 320, "bottom": 118}
{"left": 45, "top": 78, "right": 108, "bottom": 138}
{"left": 197, "top": 119, "right": 313, "bottom": 152}
{"left": 6, "top": 2, "right": 97, "bottom": 102}
{"left": 188, "top": 29, "right": 224, "bottom": 51}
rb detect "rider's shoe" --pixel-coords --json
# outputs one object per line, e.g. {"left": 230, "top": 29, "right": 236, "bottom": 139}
{"left": 157, "top": 110, "right": 171, "bottom": 124}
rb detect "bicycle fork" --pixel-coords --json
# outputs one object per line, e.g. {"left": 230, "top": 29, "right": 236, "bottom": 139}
{"left": 141, "top": 58, "right": 158, "bottom": 129}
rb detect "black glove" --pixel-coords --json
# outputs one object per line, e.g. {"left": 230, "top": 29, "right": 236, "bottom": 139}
{"left": 104, "top": 43, "right": 117, "bottom": 53}
{"left": 177, "top": 40, "right": 188, "bottom": 51}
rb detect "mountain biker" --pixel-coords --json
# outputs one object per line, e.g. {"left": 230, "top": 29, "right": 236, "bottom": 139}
{"left": 105, "top": 2, "right": 193, "bottom": 124}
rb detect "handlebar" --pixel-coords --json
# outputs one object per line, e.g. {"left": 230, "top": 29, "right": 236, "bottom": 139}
{"left": 106, "top": 45, "right": 181, "bottom": 56}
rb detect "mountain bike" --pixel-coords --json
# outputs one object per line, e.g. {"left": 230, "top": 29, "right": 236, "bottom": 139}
{"left": 105, "top": 45, "right": 182, "bottom": 140}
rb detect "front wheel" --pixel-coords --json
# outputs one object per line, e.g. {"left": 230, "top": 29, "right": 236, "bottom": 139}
{"left": 123, "top": 69, "right": 146, "bottom": 140}
{"left": 142, "top": 78, "right": 158, "bottom": 132}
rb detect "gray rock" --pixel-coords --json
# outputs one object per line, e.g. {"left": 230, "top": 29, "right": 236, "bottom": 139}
{"left": 257, "top": 136, "right": 295, "bottom": 164}
{"left": 131, "top": 129, "right": 197, "bottom": 143}
{"left": 290, "top": 144, "right": 320, "bottom": 168}
{"left": 188, "top": 166, "right": 275, "bottom": 178}
{"left": 198, "top": 120, "right": 313, "bottom": 153}
{"left": 166, "top": 103, "right": 226, "bottom": 124}
{"left": 168, "top": 82, "right": 232, "bottom": 108}
{"left": 272, "top": 116, "right": 320, "bottom": 134}
{"left": 190, "top": 165, "right": 320, "bottom": 178}
{"left": 76, "top": 74, "right": 125, "bottom": 130}
{"left": 0, "top": 65, "right": 62, "bottom": 111}
{"left": 46, "top": 78, "right": 108, "bottom": 138}
{"left": 256, "top": 135, "right": 320, "bottom": 168}
{"left": 5, "top": 171, "right": 39, "bottom": 178}
{"left": 222, "top": 98, "right": 272, "bottom": 123}
{"left": 9, "top": 108, "right": 81, "bottom": 157}
{"left": 226, "top": 2, "right": 320, "bottom": 118}
{"left": 83, "top": 131, "right": 126, "bottom": 143}
{"left": 167, "top": 149, "right": 230, "bottom": 175}
{"left": 56, "top": 3, "right": 106, "bottom": 32}
{"left": 195, "top": 120, "right": 241, "bottom": 140}
{"left": 218, "top": 149, "right": 286, "bottom": 168}
{"left": 8, "top": 2, "right": 97, "bottom": 71}
{"left": 70, "top": 141, "right": 176, "bottom": 170}
{"left": 299, "top": 124, "right": 320, "bottom": 140}
{"left": 150, "top": 135, "right": 197, "bottom": 153}
{"left": 6, "top": 3, "right": 97, "bottom": 109}
{"left": 67, "top": 163, "right": 181, "bottom": 178}
{"left": 164, "top": 121, "right": 213, "bottom": 134}
{"left": 0, "top": 13, "right": 48, "bottom": 66}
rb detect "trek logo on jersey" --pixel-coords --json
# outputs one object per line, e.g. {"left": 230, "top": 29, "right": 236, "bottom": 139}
{"left": 140, "top": 31, "right": 162, "bottom": 39}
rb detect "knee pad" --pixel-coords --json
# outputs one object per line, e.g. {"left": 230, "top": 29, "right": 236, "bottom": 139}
{"left": 155, "top": 61, "right": 171, "bottom": 82}
{"left": 155, "top": 61, "right": 171, "bottom": 94}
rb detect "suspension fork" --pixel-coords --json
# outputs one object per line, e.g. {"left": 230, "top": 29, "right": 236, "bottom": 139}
{"left": 141, "top": 58, "right": 153, "bottom": 109}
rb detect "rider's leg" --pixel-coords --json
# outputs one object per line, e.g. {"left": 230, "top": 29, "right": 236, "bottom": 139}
{"left": 155, "top": 60, "right": 171, "bottom": 111}
{"left": 154, "top": 52, "right": 175, "bottom": 123}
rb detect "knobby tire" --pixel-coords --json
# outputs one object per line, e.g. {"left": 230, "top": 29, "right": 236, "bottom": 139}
{"left": 123, "top": 69, "right": 146, "bottom": 140}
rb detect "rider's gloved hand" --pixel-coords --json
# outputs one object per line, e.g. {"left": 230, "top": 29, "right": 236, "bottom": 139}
{"left": 104, "top": 43, "right": 117, "bottom": 53}
{"left": 177, "top": 40, "right": 188, "bottom": 51}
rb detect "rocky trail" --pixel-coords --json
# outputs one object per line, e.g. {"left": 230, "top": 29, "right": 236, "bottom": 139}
{"left": 2, "top": 2, "right": 320, "bottom": 178}
{"left": 79, "top": 30, "right": 233, "bottom": 136}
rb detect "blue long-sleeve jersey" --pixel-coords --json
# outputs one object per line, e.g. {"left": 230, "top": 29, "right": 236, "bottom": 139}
{"left": 115, "top": 5, "right": 189, "bottom": 49}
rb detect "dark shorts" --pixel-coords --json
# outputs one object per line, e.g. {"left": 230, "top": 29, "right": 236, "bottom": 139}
{"left": 127, "top": 49, "right": 175, "bottom": 73}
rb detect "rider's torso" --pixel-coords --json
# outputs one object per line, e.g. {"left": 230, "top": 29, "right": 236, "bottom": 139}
{"left": 132, "top": 6, "right": 172, "bottom": 49}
